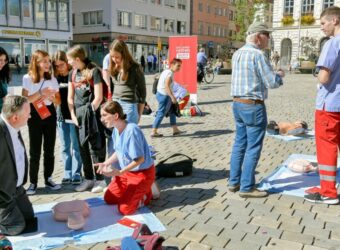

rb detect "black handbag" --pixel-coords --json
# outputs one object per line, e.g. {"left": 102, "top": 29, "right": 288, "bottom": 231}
{"left": 156, "top": 153, "right": 196, "bottom": 178}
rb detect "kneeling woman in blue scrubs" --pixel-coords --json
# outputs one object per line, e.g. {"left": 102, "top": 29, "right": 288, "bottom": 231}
{"left": 95, "top": 101, "right": 155, "bottom": 215}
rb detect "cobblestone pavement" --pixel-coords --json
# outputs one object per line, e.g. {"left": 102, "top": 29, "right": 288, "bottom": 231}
{"left": 17, "top": 73, "right": 340, "bottom": 250}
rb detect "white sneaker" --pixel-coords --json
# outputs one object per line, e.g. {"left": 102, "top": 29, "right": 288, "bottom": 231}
{"left": 91, "top": 180, "right": 107, "bottom": 193}
{"left": 151, "top": 181, "right": 161, "bottom": 200}
{"left": 75, "top": 179, "right": 94, "bottom": 192}
{"left": 45, "top": 177, "right": 61, "bottom": 190}
{"left": 26, "top": 183, "right": 37, "bottom": 195}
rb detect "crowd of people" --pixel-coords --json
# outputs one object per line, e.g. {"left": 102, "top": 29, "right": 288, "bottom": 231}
{"left": 1, "top": 6, "right": 340, "bottom": 238}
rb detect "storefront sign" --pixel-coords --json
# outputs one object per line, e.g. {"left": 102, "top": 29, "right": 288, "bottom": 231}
{"left": 169, "top": 36, "right": 198, "bottom": 96}
{"left": 1, "top": 29, "right": 42, "bottom": 37}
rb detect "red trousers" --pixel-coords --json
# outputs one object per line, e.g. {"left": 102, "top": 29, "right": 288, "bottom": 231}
{"left": 315, "top": 110, "right": 340, "bottom": 198}
{"left": 104, "top": 166, "right": 155, "bottom": 215}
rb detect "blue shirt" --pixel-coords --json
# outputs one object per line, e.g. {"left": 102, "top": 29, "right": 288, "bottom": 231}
{"left": 230, "top": 43, "right": 282, "bottom": 100}
{"left": 197, "top": 52, "right": 207, "bottom": 65}
{"left": 316, "top": 35, "right": 340, "bottom": 112}
{"left": 112, "top": 123, "right": 153, "bottom": 171}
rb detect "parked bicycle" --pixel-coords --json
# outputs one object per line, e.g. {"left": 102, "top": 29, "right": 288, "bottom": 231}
{"left": 197, "top": 64, "right": 215, "bottom": 84}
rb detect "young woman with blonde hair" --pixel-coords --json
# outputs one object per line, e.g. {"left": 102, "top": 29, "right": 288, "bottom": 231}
{"left": 22, "top": 50, "right": 61, "bottom": 195}
{"left": 52, "top": 50, "right": 82, "bottom": 185}
{"left": 66, "top": 45, "right": 106, "bottom": 193}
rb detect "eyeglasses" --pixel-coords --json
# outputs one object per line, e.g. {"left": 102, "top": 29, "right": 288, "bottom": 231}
{"left": 54, "top": 62, "right": 66, "bottom": 68}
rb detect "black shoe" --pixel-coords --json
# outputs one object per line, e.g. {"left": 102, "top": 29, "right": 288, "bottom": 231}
{"left": 61, "top": 178, "right": 71, "bottom": 184}
{"left": 72, "top": 176, "right": 82, "bottom": 185}
{"left": 26, "top": 183, "right": 37, "bottom": 195}
{"left": 45, "top": 177, "right": 61, "bottom": 190}
{"left": 304, "top": 192, "right": 339, "bottom": 205}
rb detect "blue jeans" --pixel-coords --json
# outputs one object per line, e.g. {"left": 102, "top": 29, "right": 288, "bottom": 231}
{"left": 229, "top": 102, "right": 267, "bottom": 192}
{"left": 117, "top": 100, "right": 139, "bottom": 124}
{"left": 152, "top": 92, "right": 176, "bottom": 129}
{"left": 57, "top": 121, "right": 82, "bottom": 180}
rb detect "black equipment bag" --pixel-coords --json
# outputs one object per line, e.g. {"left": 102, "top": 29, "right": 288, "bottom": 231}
{"left": 156, "top": 153, "right": 196, "bottom": 178}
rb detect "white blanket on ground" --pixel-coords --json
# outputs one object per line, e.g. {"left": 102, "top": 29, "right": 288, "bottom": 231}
{"left": 266, "top": 130, "right": 315, "bottom": 141}
{"left": 8, "top": 197, "right": 166, "bottom": 250}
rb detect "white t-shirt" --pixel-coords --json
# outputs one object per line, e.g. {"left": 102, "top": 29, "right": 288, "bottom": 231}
{"left": 157, "top": 69, "right": 173, "bottom": 96}
{"left": 22, "top": 74, "right": 59, "bottom": 105}
{"left": 103, "top": 53, "right": 110, "bottom": 70}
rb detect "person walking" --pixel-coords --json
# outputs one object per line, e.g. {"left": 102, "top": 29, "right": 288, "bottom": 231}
{"left": 66, "top": 45, "right": 107, "bottom": 193}
{"left": 151, "top": 58, "right": 183, "bottom": 137}
{"left": 22, "top": 50, "right": 61, "bottom": 195}
{"left": 0, "top": 47, "right": 10, "bottom": 113}
{"left": 228, "top": 22, "right": 284, "bottom": 198}
{"left": 304, "top": 7, "right": 340, "bottom": 205}
{"left": 52, "top": 51, "right": 82, "bottom": 185}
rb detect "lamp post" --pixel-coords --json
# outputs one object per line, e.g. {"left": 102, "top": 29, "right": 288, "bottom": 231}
{"left": 296, "top": 0, "right": 303, "bottom": 64}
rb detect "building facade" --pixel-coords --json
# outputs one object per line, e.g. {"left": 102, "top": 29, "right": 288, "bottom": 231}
{"left": 272, "top": 0, "right": 338, "bottom": 67}
{"left": 72, "top": 0, "right": 190, "bottom": 66}
{"left": 190, "top": 0, "right": 230, "bottom": 58}
{"left": 0, "top": 0, "right": 72, "bottom": 68}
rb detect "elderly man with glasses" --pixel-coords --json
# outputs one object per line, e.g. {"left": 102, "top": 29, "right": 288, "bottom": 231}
{"left": 228, "top": 22, "right": 285, "bottom": 198}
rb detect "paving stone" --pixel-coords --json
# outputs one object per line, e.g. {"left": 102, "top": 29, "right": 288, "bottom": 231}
{"left": 313, "top": 238, "right": 340, "bottom": 250}
{"left": 279, "top": 214, "right": 302, "bottom": 225}
{"left": 250, "top": 216, "right": 281, "bottom": 229}
{"left": 266, "top": 238, "right": 303, "bottom": 250}
{"left": 300, "top": 218, "right": 325, "bottom": 229}
{"left": 281, "top": 230, "right": 314, "bottom": 245}
{"left": 234, "top": 222, "right": 259, "bottom": 234}
{"left": 303, "top": 227, "right": 330, "bottom": 239}
{"left": 225, "top": 239, "right": 261, "bottom": 250}
{"left": 243, "top": 232, "right": 271, "bottom": 245}
{"left": 302, "top": 246, "right": 329, "bottom": 250}
{"left": 279, "top": 221, "right": 304, "bottom": 233}
{"left": 201, "top": 234, "right": 230, "bottom": 248}
{"left": 256, "top": 226, "right": 283, "bottom": 238}
{"left": 163, "top": 237, "right": 190, "bottom": 250}
{"left": 184, "top": 242, "right": 211, "bottom": 250}
{"left": 193, "top": 222, "right": 224, "bottom": 236}
{"left": 330, "top": 230, "right": 340, "bottom": 241}
{"left": 178, "top": 229, "right": 206, "bottom": 243}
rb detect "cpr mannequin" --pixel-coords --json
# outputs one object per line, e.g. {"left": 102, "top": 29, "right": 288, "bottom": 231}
{"left": 267, "top": 120, "right": 308, "bottom": 136}
{"left": 52, "top": 200, "right": 90, "bottom": 230}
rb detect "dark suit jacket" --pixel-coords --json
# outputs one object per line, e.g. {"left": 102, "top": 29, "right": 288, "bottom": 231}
{"left": 0, "top": 117, "right": 28, "bottom": 208}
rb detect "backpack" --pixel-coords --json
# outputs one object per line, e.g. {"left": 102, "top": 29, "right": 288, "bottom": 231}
{"left": 152, "top": 74, "right": 160, "bottom": 94}
{"left": 71, "top": 68, "right": 110, "bottom": 101}
{"left": 156, "top": 153, "right": 196, "bottom": 178}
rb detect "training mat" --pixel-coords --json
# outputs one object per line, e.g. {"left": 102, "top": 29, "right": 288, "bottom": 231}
{"left": 266, "top": 130, "right": 315, "bottom": 141}
{"left": 258, "top": 154, "right": 340, "bottom": 197}
{"left": 8, "top": 197, "right": 166, "bottom": 250}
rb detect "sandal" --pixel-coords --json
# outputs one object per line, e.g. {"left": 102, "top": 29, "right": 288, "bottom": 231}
{"left": 151, "top": 133, "right": 163, "bottom": 138}
{"left": 173, "top": 131, "right": 184, "bottom": 136}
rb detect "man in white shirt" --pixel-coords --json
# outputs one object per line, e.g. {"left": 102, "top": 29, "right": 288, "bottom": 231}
{"left": 0, "top": 95, "right": 36, "bottom": 235}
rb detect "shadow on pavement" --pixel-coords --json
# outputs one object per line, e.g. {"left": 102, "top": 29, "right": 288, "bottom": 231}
{"left": 198, "top": 99, "right": 233, "bottom": 105}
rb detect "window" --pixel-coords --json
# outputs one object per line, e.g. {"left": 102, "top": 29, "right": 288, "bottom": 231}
{"left": 177, "top": 21, "right": 186, "bottom": 34}
{"left": 24, "top": 39, "right": 46, "bottom": 64}
{"left": 47, "top": 0, "right": 57, "bottom": 22}
{"left": 323, "top": 0, "right": 334, "bottom": 9}
{"left": 207, "top": 25, "right": 212, "bottom": 36}
{"left": 164, "top": 19, "right": 174, "bottom": 32}
{"left": 72, "top": 13, "right": 75, "bottom": 26}
{"left": 35, "top": 0, "right": 45, "bottom": 20}
{"left": 0, "top": 38, "right": 21, "bottom": 65}
{"left": 118, "top": 11, "right": 132, "bottom": 27}
{"left": 284, "top": 0, "right": 294, "bottom": 15}
{"left": 164, "top": 0, "right": 175, "bottom": 7}
{"left": 207, "top": 5, "right": 210, "bottom": 13}
{"left": 150, "top": 16, "right": 161, "bottom": 31}
{"left": 135, "top": 14, "right": 147, "bottom": 29}
{"left": 229, "top": 10, "right": 234, "bottom": 21}
{"left": 178, "top": 0, "right": 186, "bottom": 10}
{"left": 9, "top": 0, "right": 20, "bottom": 16}
{"left": 151, "top": 0, "right": 161, "bottom": 4}
{"left": 22, "top": 0, "right": 33, "bottom": 17}
{"left": 198, "top": 22, "right": 203, "bottom": 35}
{"left": 59, "top": 0, "right": 69, "bottom": 26}
{"left": 0, "top": 0, "right": 5, "bottom": 15}
{"left": 82, "top": 11, "right": 103, "bottom": 25}
{"left": 302, "top": 0, "right": 314, "bottom": 15}
{"left": 198, "top": 2, "right": 203, "bottom": 12}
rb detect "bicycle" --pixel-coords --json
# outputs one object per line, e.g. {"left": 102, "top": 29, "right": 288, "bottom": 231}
{"left": 203, "top": 65, "right": 215, "bottom": 84}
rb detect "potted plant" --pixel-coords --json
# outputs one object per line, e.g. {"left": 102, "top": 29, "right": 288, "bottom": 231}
{"left": 281, "top": 15, "right": 294, "bottom": 26}
{"left": 301, "top": 14, "right": 315, "bottom": 25}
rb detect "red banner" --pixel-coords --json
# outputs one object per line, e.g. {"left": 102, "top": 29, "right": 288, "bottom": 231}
{"left": 169, "top": 36, "right": 198, "bottom": 94}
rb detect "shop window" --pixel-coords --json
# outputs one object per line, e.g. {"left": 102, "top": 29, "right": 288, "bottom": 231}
{"left": 0, "top": 0, "right": 5, "bottom": 15}
{"left": 9, "top": 0, "right": 20, "bottom": 16}
{"left": 0, "top": 38, "right": 21, "bottom": 65}
{"left": 177, "top": 21, "right": 186, "bottom": 34}
{"left": 59, "top": 0, "right": 69, "bottom": 29}
{"left": 48, "top": 41, "right": 68, "bottom": 56}
{"left": 24, "top": 39, "right": 46, "bottom": 64}
{"left": 47, "top": 0, "right": 57, "bottom": 22}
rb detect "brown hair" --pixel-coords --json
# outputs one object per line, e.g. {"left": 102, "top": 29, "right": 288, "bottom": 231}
{"left": 320, "top": 6, "right": 340, "bottom": 20}
{"left": 170, "top": 58, "right": 182, "bottom": 65}
{"left": 67, "top": 45, "right": 97, "bottom": 82}
{"left": 109, "top": 39, "right": 139, "bottom": 81}
{"left": 28, "top": 50, "right": 52, "bottom": 83}
{"left": 101, "top": 100, "right": 127, "bottom": 120}
{"left": 51, "top": 50, "right": 71, "bottom": 77}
